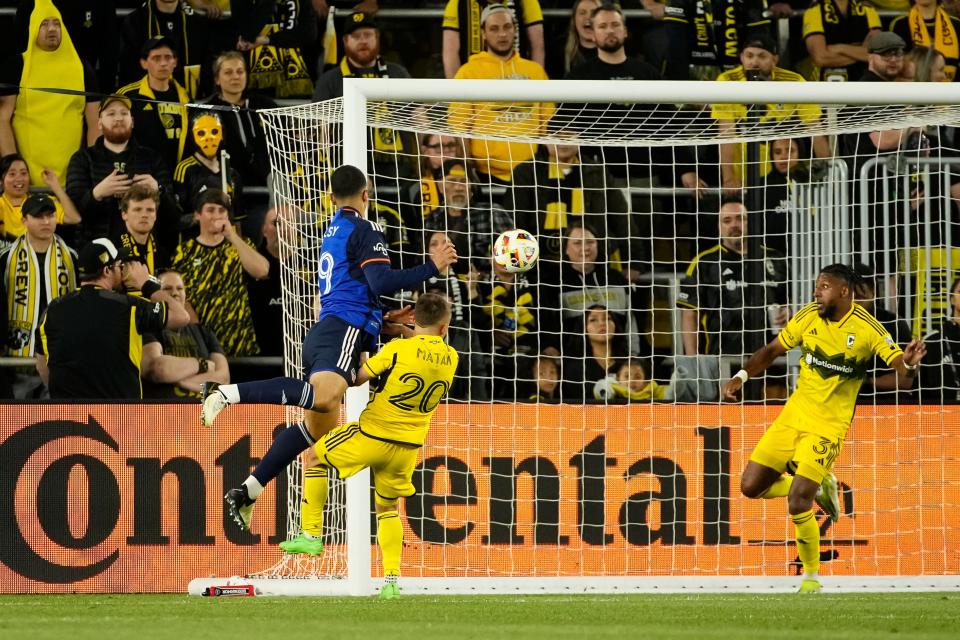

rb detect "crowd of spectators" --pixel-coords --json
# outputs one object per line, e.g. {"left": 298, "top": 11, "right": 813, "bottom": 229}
{"left": 0, "top": 0, "right": 958, "bottom": 403}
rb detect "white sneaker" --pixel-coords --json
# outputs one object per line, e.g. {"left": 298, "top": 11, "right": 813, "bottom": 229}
{"left": 200, "top": 382, "right": 229, "bottom": 427}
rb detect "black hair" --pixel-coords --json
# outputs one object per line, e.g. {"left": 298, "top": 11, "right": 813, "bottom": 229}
{"left": 0, "top": 153, "right": 27, "bottom": 181}
{"left": 819, "top": 263, "right": 863, "bottom": 289}
{"left": 330, "top": 164, "right": 368, "bottom": 199}
{"left": 194, "top": 187, "right": 232, "bottom": 213}
{"left": 583, "top": 304, "right": 629, "bottom": 356}
{"left": 565, "top": 220, "right": 600, "bottom": 241}
{"left": 619, "top": 357, "right": 652, "bottom": 379}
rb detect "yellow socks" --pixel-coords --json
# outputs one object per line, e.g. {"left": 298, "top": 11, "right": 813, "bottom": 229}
{"left": 791, "top": 509, "right": 820, "bottom": 577}
{"left": 300, "top": 466, "right": 328, "bottom": 537}
{"left": 759, "top": 475, "right": 793, "bottom": 498}
{"left": 377, "top": 510, "right": 402, "bottom": 577}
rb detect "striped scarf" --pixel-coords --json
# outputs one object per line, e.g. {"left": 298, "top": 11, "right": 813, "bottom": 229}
{"left": 544, "top": 157, "right": 584, "bottom": 230}
{"left": 248, "top": 1, "right": 313, "bottom": 98}
{"left": 4, "top": 234, "right": 76, "bottom": 357}
{"left": 909, "top": 6, "right": 959, "bottom": 81}
{"left": 116, "top": 231, "right": 158, "bottom": 274}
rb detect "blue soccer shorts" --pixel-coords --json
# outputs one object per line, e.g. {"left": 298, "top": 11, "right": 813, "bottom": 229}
{"left": 301, "top": 316, "right": 376, "bottom": 384}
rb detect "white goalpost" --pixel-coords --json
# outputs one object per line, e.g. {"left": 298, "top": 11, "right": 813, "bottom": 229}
{"left": 190, "top": 79, "right": 960, "bottom": 596}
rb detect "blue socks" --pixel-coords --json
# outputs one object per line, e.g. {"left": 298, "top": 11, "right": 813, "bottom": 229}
{"left": 233, "top": 377, "right": 315, "bottom": 409}
{"left": 251, "top": 423, "right": 314, "bottom": 487}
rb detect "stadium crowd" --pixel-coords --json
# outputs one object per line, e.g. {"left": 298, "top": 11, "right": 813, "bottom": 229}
{"left": 0, "top": 0, "right": 958, "bottom": 403}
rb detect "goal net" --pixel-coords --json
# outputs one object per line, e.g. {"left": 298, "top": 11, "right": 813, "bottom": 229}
{"left": 252, "top": 80, "right": 960, "bottom": 594}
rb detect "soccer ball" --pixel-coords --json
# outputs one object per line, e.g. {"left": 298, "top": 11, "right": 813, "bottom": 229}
{"left": 493, "top": 229, "right": 539, "bottom": 273}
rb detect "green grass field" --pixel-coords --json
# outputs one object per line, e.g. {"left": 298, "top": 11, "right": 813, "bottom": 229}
{"left": 1, "top": 593, "right": 957, "bottom": 640}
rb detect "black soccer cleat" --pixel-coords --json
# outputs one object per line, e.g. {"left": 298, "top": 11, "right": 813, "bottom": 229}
{"left": 224, "top": 485, "right": 256, "bottom": 531}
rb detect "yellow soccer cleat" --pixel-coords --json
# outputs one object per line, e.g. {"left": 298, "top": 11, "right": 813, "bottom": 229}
{"left": 798, "top": 579, "right": 822, "bottom": 594}
{"left": 815, "top": 473, "right": 842, "bottom": 522}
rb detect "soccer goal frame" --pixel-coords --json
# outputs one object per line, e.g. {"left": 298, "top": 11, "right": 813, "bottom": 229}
{"left": 191, "top": 79, "right": 960, "bottom": 596}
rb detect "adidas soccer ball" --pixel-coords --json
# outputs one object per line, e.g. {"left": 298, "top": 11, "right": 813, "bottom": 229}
{"left": 493, "top": 229, "right": 539, "bottom": 273}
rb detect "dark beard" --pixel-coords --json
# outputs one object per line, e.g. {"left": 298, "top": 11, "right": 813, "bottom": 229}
{"left": 597, "top": 39, "right": 624, "bottom": 53}
{"left": 103, "top": 126, "right": 132, "bottom": 145}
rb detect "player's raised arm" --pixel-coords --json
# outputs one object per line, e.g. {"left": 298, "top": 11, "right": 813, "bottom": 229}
{"left": 723, "top": 336, "right": 788, "bottom": 401}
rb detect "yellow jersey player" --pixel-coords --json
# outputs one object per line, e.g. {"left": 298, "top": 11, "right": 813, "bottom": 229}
{"left": 723, "top": 264, "right": 926, "bottom": 593}
{"left": 279, "top": 292, "right": 458, "bottom": 600}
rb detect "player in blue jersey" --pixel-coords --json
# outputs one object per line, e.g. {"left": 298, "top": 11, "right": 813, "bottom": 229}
{"left": 200, "top": 165, "right": 457, "bottom": 536}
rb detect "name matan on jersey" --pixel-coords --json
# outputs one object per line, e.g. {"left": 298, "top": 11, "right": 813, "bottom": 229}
{"left": 418, "top": 346, "right": 453, "bottom": 366}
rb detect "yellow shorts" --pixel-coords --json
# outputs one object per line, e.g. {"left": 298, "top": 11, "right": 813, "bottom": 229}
{"left": 749, "top": 417, "right": 844, "bottom": 484}
{"left": 314, "top": 421, "right": 420, "bottom": 505}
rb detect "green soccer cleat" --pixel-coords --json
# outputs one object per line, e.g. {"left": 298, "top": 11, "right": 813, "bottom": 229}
{"left": 815, "top": 473, "right": 841, "bottom": 522}
{"left": 379, "top": 583, "right": 400, "bottom": 600}
{"left": 797, "top": 579, "right": 822, "bottom": 594}
{"left": 279, "top": 533, "right": 324, "bottom": 556}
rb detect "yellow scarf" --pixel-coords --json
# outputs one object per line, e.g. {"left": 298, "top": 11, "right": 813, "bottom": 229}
{"left": 483, "top": 287, "right": 535, "bottom": 340}
{"left": 610, "top": 379, "right": 666, "bottom": 401}
{"left": 146, "top": 1, "right": 199, "bottom": 97}
{"left": 909, "top": 6, "right": 959, "bottom": 80}
{"left": 4, "top": 233, "right": 76, "bottom": 357}
{"left": 117, "top": 231, "right": 158, "bottom": 275}
{"left": 420, "top": 174, "right": 441, "bottom": 218}
{"left": 320, "top": 8, "right": 338, "bottom": 69}
{"left": 544, "top": 157, "right": 584, "bottom": 230}
{"left": 249, "top": 25, "right": 313, "bottom": 98}
{"left": 134, "top": 75, "right": 190, "bottom": 165}
{"left": 13, "top": 0, "right": 85, "bottom": 186}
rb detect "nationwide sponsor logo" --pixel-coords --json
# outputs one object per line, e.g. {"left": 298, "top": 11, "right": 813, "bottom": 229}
{"left": 802, "top": 345, "right": 866, "bottom": 379}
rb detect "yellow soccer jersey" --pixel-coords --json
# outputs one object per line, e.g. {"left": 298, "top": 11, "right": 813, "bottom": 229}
{"left": 359, "top": 335, "right": 459, "bottom": 446}
{"left": 777, "top": 302, "right": 903, "bottom": 435}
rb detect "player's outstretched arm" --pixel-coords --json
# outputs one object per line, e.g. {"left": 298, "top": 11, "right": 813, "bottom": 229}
{"left": 722, "top": 336, "right": 787, "bottom": 401}
{"left": 891, "top": 338, "right": 926, "bottom": 388}
{"left": 362, "top": 240, "right": 459, "bottom": 297}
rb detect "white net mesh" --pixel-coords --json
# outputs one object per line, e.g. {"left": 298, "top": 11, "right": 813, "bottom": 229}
{"left": 259, "top": 86, "right": 960, "bottom": 582}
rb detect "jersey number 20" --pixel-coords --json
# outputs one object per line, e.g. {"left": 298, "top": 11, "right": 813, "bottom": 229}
{"left": 388, "top": 372, "right": 449, "bottom": 413}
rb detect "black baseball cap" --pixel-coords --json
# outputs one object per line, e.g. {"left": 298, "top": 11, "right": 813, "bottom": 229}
{"left": 21, "top": 193, "right": 57, "bottom": 217}
{"left": 141, "top": 36, "right": 178, "bottom": 59}
{"left": 343, "top": 12, "right": 378, "bottom": 35}
{"left": 78, "top": 238, "right": 132, "bottom": 278}
{"left": 740, "top": 34, "right": 778, "bottom": 55}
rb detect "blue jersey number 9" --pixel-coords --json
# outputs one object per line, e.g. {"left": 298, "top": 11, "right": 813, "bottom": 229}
{"left": 318, "top": 251, "right": 335, "bottom": 295}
